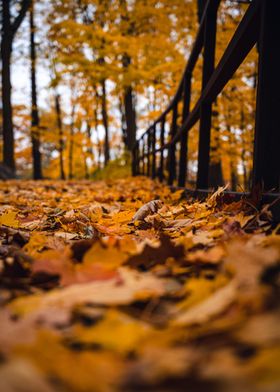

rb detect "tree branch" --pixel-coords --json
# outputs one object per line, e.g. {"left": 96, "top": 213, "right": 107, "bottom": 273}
{"left": 11, "top": 0, "right": 32, "bottom": 36}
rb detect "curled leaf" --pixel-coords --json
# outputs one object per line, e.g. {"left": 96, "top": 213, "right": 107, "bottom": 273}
{"left": 132, "top": 200, "right": 163, "bottom": 221}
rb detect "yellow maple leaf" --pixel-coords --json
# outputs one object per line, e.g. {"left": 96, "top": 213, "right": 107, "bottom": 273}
{"left": 83, "top": 241, "right": 128, "bottom": 269}
{"left": 73, "top": 309, "right": 152, "bottom": 353}
{"left": 15, "top": 330, "right": 123, "bottom": 392}
{"left": 0, "top": 210, "right": 19, "bottom": 228}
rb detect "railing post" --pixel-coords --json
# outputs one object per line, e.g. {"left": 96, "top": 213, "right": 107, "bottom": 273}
{"left": 178, "top": 72, "right": 191, "bottom": 187}
{"left": 196, "top": 1, "right": 218, "bottom": 189}
{"left": 147, "top": 130, "right": 151, "bottom": 177}
{"left": 142, "top": 138, "right": 146, "bottom": 175}
{"left": 159, "top": 117, "right": 165, "bottom": 182}
{"left": 136, "top": 141, "right": 140, "bottom": 175}
{"left": 252, "top": 0, "right": 280, "bottom": 192}
{"left": 132, "top": 142, "right": 137, "bottom": 176}
{"left": 168, "top": 103, "right": 178, "bottom": 185}
{"left": 151, "top": 125, "right": 156, "bottom": 179}
{"left": 138, "top": 140, "right": 142, "bottom": 174}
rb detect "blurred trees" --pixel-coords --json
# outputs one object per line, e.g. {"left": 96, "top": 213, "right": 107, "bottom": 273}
{"left": 0, "top": 0, "right": 257, "bottom": 188}
{"left": 30, "top": 0, "right": 42, "bottom": 179}
{"left": 1, "top": 0, "right": 31, "bottom": 174}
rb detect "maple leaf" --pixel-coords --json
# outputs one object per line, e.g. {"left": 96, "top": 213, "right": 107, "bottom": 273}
{"left": 173, "top": 281, "right": 236, "bottom": 326}
{"left": 14, "top": 331, "right": 124, "bottom": 392}
{"left": 31, "top": 244, "right": 121, "bottom": 287}
{"left": 126, "top": 235, "right": 184, "bottom": 270}
{"left": 0, "top": 211, "right": 20, "bottom": 229}
{"left": 71, "top": 309, "right": 152, "bottom": 354}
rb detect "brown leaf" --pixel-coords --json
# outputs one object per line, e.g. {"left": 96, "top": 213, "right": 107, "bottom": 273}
{"left": 132, "top": 200, "right": 163, "bottom": 221}
{"left": 126, "top": 235, "right": 184, "bottom": 270}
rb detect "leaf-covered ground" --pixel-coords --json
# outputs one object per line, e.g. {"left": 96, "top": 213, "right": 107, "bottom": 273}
{"left": 0, "top": 177, "right": 280, "bottom": 392}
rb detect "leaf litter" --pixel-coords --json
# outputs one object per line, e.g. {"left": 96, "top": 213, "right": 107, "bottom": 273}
{"left": 0, "top": 177, "right": 280, "bottom": 392}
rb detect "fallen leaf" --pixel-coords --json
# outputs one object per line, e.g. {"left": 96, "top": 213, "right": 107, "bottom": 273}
{"left": 173, "top": 281, "right": 236, "bottom": 326}
{"left": 132, "top": 200, "right": 163, "bottom": 221}
{"left": 72, "top": 309, "right": 152, "bottom": 353}
{"left": 0, "top": 211, "right": 19, "bottom": 229}
{"left": 9, "top": 267, "right": 168, "bottom": 320}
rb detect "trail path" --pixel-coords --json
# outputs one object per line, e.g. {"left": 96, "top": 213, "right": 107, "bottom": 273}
{"left": 0, "top": 177, "right": 279, "bottom": 392}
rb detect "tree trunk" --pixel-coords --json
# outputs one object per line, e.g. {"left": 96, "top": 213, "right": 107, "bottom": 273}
{"left": 1, "top": 0, "right": 32, "bottom": 174}
{"left": 30, "top": 2, "right": 42, "bottom": 179}
{"left": 209, "top": 109, "right": 224, "bottom": 187}
{"left": 97, "top": 142, "right": 102, "bottom": 169}
{"left": 1, "top": 0, "right": 15, "bottom": 172}
{"left": 119, "top": 0, "right": 137, "bottom": 152}
{"left": 209, "top": 160, "right": 224, "bottom": 188}
{"left": 68, "top": 104, "right": 75, "bottom": 180}
{"left": 124, "top": 84, "right": 136, "bottom": 151}
{"left": 86, "top": 121, "right": 94, "bottom": 162}
{"left": 119, "top": 97, "right": 127, "bottom": 145}
{"left": 55, "top": 94, "right": 65, "bottom": 180}
{"left": 241, "top": 145, "right": 247, "bottom": 189}
{"left": 101, "top": 80, "right": 110, "bottom": 165}
{"left": 92, "top": 88, "right": 102, "bottom": 169}
{"left": 230, "top": 160, "right": 237, "bottom": 191}
{"left": 122, "top": 56, "right": 137, "bottom": 152}
{"left": 240, "top": 108, "right": 248, "bottom": 189}
{"left": 84, "top": 153, "right": 89, "bottom": 179}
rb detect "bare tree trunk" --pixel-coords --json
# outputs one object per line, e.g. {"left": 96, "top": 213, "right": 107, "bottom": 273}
{"left": 30, "top": 1, "right": 42, "bottom": 179}
{"left": 1, "top": 0, "right": 31, "bottom": 174}
{"left": 241, "top": 145, "right": 247, "bottom": 189}
{"left": 240, "top": 108, "right": 248, "bottom": 189}
{"left": 92, "top": 88, "right": 102, "bottom": 170}
{"left": 229, "top": 159, "right": 237, "bottom": 191}
{"left": 97, "top": 142, "right": 102, "bottom": 169}
{"left": 209, "top": 111, "right": 224, "bottom": 188}
{"left": 86, "top": 121, "right": 94, "bottom": 161}
{"left": 68, "top": 104, "right": 75, "bottom": 180}
{"left": 209, "top": 159, "right": 224, "bottom": 188}
{"left": 119, "top": 97, "right": 127, "bottom": 145}
{"left": 95, "top": 128, "right": 102, "bottom": 170}
{"left": 1, "top": 36, "right": 14, "bottom": 171}
{"left": 84, "top": 152, "right": 89, "bottom": 179}
{"left": 119, "top": 0, "right": 137, "bottom": 152}
{"left": 124, "top": 84, "right": 136, "bottom": 151}
{"left": 101, "top": 80, "right": 110, "bottom": 164}
{"left": 83, "top": 121, "right": 94, "bottom": 179}
{"left": 94, "top": 2, "right": 110, "bottom": 165}
{"left": 55, "top": 94, "right": 65, "bottom": 180}
{"left": 123, "top": 56, "right": 137, "bottom": 151}
{"left": 1, "top": 1, "right": 14, "bottom": 172}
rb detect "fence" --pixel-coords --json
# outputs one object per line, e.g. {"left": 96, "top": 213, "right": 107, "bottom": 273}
{"left": 132, "top": 0, "right": 280, "bottom": 196}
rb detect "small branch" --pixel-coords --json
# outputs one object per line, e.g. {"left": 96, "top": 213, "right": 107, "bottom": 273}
{"left": 11, "top": 0, "right": 32, "bottom": 37}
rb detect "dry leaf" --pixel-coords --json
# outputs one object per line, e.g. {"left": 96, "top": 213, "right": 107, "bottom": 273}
{"left": 132, "top": 200, "right": 163, "bottom": 221}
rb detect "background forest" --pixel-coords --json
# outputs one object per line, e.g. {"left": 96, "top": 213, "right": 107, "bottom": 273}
{"left": 1, "top": 0, "right": 255, "bottom": 189}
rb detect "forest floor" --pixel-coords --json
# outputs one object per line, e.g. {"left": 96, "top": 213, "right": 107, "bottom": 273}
{"left": 0, "top": 177, "right": 280, "bottom": 392}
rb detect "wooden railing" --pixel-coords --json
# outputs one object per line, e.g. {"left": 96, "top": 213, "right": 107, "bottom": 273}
{"left": 132, "top": 0, "right": 280, "bottom": 195}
